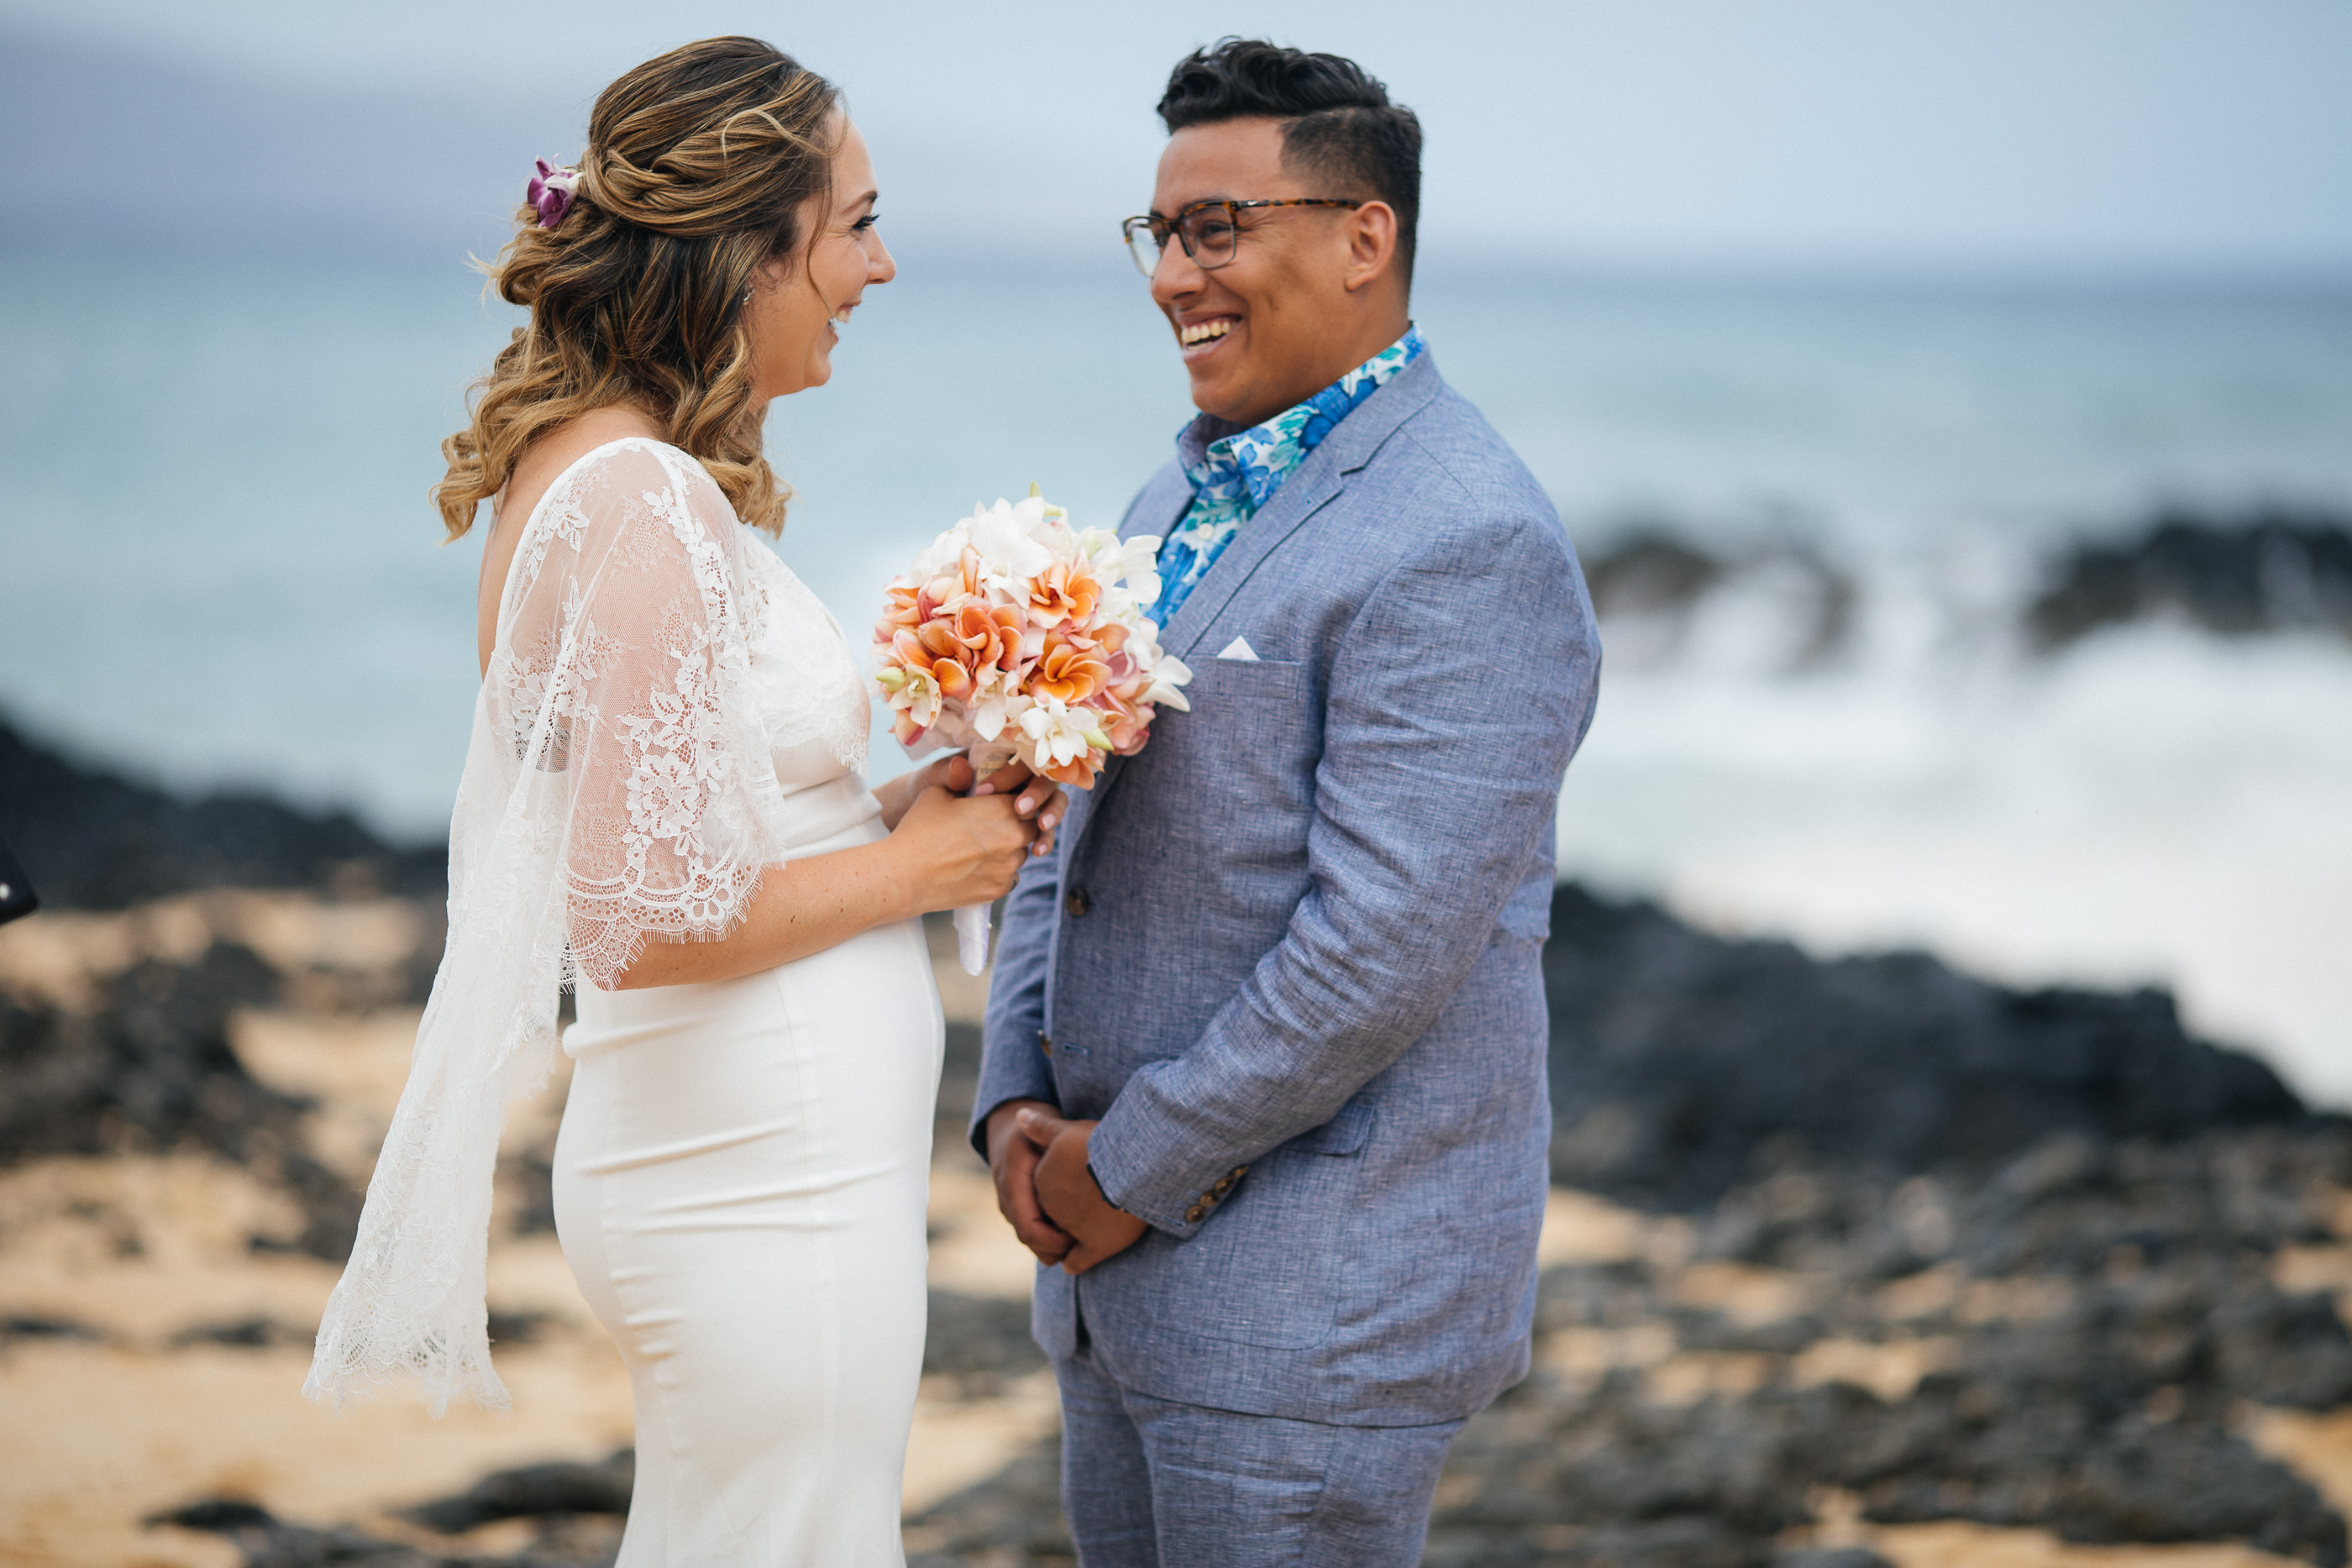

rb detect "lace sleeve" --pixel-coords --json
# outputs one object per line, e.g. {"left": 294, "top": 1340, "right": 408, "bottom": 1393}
{"left": 306, "top": 438, "right": 789, "bottom": 1413}
{"left": 496, "top": 441, "right": 791, "bottom": 989}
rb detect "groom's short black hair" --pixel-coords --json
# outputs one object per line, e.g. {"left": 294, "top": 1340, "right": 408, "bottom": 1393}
{"left": 1157, "top": 38, "right": 1423, "bottom": 286}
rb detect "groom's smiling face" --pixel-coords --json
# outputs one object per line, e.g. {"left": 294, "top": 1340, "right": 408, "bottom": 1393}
{"left": 1147, "top": 117, "right": 1401, "bottom": 429}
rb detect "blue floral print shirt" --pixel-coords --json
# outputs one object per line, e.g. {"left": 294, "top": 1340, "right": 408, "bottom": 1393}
{"left": 1148, "top": 325, "right": 1425, "bottom": 627}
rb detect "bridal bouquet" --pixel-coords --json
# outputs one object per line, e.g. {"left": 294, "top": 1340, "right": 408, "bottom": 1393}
{"left": 874, "top": 490, "right": 1193, "bottom": 973}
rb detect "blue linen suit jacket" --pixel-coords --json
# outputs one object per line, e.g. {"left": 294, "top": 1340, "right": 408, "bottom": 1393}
{"left": 971, "top": 352, "right": 1602, "bottom": 1426}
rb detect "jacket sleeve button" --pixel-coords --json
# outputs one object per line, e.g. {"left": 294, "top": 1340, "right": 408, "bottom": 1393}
{"left": 1212, "top": 1177, "right": 1234, "bottom": 1196}
{"left": 1184, "top": 1203, "right": 1206, "bottom": 1225}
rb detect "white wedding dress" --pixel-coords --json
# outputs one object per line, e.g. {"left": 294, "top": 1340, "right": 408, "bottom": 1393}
{"left": 307, "top": 438, "right": 940, "bottom": 1565}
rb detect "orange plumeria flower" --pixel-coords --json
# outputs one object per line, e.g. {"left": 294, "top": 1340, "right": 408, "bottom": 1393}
{"left": 1026, "top": 559, "right": 1103, "bottom": 630}
{"left": 1032, "top": 631, "right": 1110, "bottom": 705}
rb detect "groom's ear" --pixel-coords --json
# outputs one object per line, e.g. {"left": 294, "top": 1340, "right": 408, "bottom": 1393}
{"left": 1341, "top": 201, "right": 1400, "bottom": 296}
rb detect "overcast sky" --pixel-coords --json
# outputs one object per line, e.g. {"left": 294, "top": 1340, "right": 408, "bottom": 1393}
{"left": 5, "top": 0, "right": 2348, "bottom": 279}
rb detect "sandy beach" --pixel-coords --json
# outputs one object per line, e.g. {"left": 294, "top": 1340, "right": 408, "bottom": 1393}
{"left": 0, "top": 897, "right": 1054, "bottom": 1565}
{"left": 3, "top": 884, "right": 2348, "bottom": 1567}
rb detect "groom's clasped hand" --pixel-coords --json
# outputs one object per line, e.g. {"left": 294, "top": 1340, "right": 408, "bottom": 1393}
{"left": 984, "top": 1100, "right": 1149, "bottom": 1273}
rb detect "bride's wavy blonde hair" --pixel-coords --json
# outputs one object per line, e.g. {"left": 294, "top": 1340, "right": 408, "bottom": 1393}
{"left": 435, "top": 36, "right": 838, "bottom": 539}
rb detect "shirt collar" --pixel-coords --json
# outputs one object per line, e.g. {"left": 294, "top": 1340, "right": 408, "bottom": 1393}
{"left": 1177, "top": 325, "right": 1425, "bottom": 511}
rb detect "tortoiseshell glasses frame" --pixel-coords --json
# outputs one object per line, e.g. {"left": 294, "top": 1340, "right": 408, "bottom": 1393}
{"left": 1121, "top": 198, "right": 1365, "bottom": 275}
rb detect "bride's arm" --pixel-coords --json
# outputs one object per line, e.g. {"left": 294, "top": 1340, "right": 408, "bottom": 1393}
{"left": 615, "top": 763, "right": 1063, "bottom": 989}
{"left": 502, "top": 442, "right": 1068, "bottom": 994}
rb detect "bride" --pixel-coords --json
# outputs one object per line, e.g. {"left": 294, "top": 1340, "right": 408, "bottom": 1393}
{"left": 304, "top": 36, "right": 1063, "bottom": 1565}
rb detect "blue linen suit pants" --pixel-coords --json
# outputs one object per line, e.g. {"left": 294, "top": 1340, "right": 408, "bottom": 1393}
{"left": 1053, "top": 1308, "right": 1465, "bottom": 1568}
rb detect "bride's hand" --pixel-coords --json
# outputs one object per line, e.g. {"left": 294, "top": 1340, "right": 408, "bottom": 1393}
{"left": 874, "top": 754, "right": 958, "bottom": 830}
{"left": 884, "top": 761, "right": 1072, "bottom": 907}
{"left": 878, "top": 754, "right": 1065, "bottom": 857}
{"left": 973, "top": 758, "right": 1068, "bottom": 860}
{"left": 889, "top": 786, "right": 1034, "bottom": 910}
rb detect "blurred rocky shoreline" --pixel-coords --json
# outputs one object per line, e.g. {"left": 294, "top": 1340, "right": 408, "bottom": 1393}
{"left": 3, "top": 693, "right": 2349, "bottom": 1567}
{"left": 1579, "top": 505, "right": 2352, "bottom": 678}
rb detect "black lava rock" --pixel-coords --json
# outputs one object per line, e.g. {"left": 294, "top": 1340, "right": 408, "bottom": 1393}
{"left": 2028, "top": 510, "right": 2352, "bottom": 648}
{"left": 0, "top": 715, "right": 446, "bottom": 910}
{"left": 149, "top": 1498, "right": 444, "bottom": 1566}
{"left": 1426, "top": 1119, "right": 2352, "bottom": 1568}
{"left": 401, "top": 1450, "right": 635, "bottom": 1534}
{"left": 153, "top": 1493, "right": 624, "bottom": 1566}
{"left": 1585, "top": 533, "right": 1728, "bottom": 617}
{"left": 1580, "top": 532, "right": 1856, "bottom": 670}
{"left": 3, "top": 1314, "right": 102, "bottom": 1342}
{"left": 906, "top": 1437, "right": 1073, "bottom": 1566}
{"left": 925, "top": 1288, "right": 1047, "bottom": 1392}
{"left": 0, "top": 941, "right": 361, "bottom": 1258}
{"left": 1541, "top": 884, "right": 2304, "bottom": 1209}
{"left": 0, "top": 941, "right": 281, "bottom": 1162}
{"left": 170, "top": 1317, "right": 307, "bottom": 1350}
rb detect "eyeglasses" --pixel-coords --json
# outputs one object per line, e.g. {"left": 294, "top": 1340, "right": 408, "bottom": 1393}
{"left": 1121, "top": 198, "right": 1364, "bottom": 276}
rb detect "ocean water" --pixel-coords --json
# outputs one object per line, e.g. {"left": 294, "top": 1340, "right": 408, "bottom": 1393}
{"left": 3, "top": 238, "right": 2349, "bottom": 1102}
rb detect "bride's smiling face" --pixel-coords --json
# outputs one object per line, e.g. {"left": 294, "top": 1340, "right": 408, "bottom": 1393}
{"left": 745, "top": 115, "right": 895, "bottom": 405}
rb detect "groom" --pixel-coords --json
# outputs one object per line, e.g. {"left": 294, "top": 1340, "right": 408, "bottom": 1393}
{"left": 974, "top": 39, "right": 1600, "bottom": 1565}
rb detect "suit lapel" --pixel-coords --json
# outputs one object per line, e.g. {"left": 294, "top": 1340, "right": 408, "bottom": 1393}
{"left": 1161, "top": 465, "right": 1346, "bottom": 659}
{"left": 1159, "top": 352, "right": 1443, "bottom": 658}
{"left": 1065, "top": 353, "right": 1448, "bottom": 861}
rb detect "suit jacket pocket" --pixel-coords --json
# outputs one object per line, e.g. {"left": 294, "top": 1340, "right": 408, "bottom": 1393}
{"left": 1189, "top": 656, "right": 1310, "bottom": 705}
{"left": 1110, "top": 1117, "right": 1369, "bottom": 1350}
{"left": 1285, "top": 1095, "right": 1375, "bottom": 1156}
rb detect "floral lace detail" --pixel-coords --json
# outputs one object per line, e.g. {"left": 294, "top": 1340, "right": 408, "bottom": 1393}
{"left": 513, "top": 485, "right": 591, "bottom": 605}
{"left": 742, "top": 539, "right": 871, "bottom": 776}
{"left": 567, "top": 585, "right": 759, "bottom": 987}
{"left": 494, "top": 580, "right": 622, "bottom": 771}
{"left": 307, "top": 437, "right": 868, "bottom": 1414}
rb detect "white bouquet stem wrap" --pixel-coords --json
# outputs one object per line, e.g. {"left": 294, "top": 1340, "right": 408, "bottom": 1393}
{"left": 954, "top": 897, "right": 993, "bottom": 978}
{"left": 954, "top": 739, "right": 1021, "bottom": 975}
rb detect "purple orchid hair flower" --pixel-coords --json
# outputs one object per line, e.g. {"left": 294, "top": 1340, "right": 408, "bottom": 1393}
{"left": 526, "top": 158, "right": 582, "bottom": 229}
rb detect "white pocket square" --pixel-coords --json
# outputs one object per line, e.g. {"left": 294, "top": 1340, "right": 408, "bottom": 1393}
{"left": 1215, "top": 637, "right": 1260, "bottom": 662}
